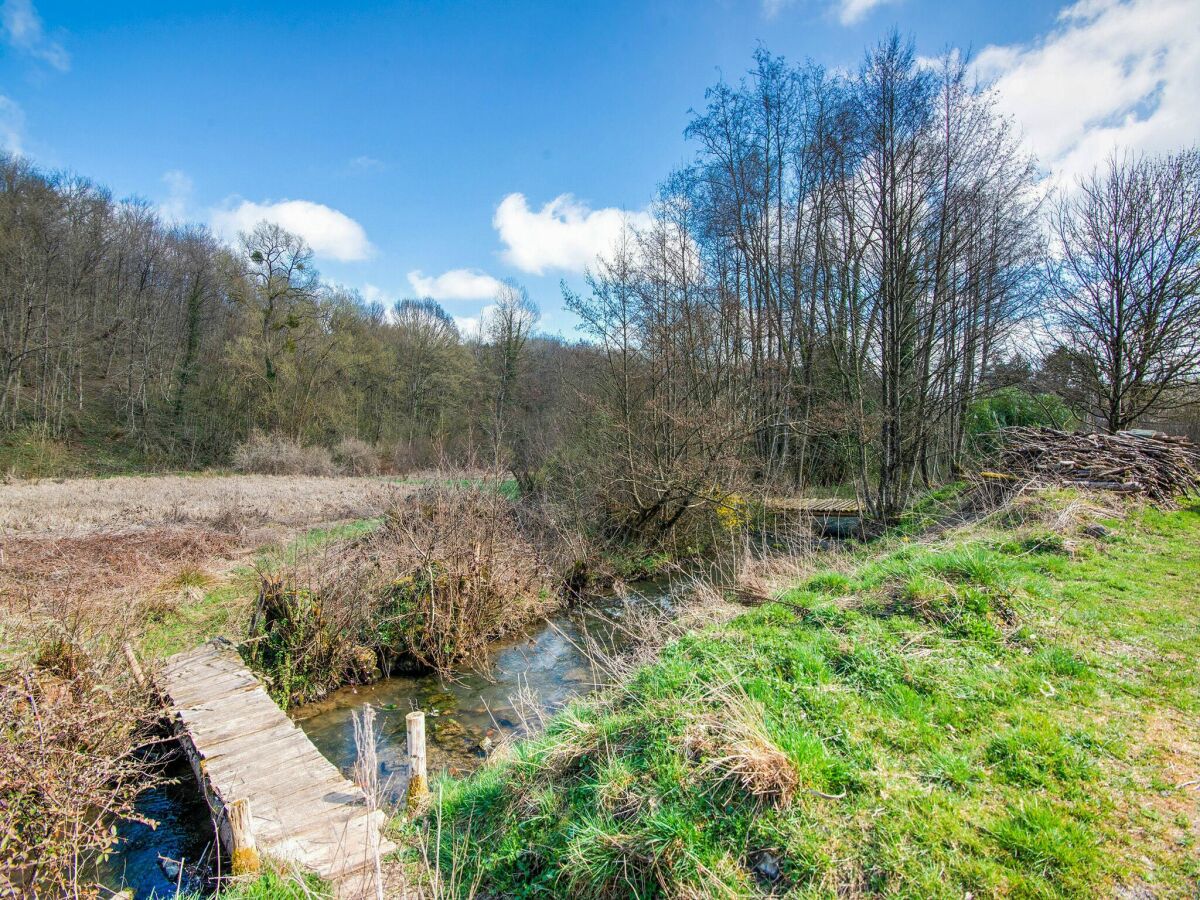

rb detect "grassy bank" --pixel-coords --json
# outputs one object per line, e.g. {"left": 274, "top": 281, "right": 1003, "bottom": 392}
{"left": 137, "top": 518, "right": 381, "bottom": 660}
{"left": 420, "top": 490, "right": 1199, "bottom": 897}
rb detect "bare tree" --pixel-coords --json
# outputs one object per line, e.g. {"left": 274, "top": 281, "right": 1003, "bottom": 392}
{"left": 481, "top": 279, "right": 538, "bottom": 470}
{"left": 1048, "top": 149, "right": 1200, "bottom": 432}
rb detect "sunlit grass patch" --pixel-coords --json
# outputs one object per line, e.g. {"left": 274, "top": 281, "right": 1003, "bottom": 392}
{"left": 417, "top": 494, "right": 1200, "bottom": 898}
{"left": 990, "top": 799, "right": 1099, "bottom": 881}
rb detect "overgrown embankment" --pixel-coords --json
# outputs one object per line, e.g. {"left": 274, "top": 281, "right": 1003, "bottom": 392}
{"left": 420, "top": 490, "right": 1200, "bottom": 897}
{"left": 244, "top": 485, "right": 564, "bottom": 707}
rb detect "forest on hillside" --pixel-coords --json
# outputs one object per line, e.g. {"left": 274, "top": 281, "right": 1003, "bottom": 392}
{"left": 3, "top": 37, "right": 1198, "bottom": 527}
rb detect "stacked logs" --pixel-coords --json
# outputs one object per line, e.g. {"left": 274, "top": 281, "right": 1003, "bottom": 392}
{"left": 993, "top": 427, "right": 1200, "bottom": 504}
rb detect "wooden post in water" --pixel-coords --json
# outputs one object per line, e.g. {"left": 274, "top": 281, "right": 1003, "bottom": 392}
{"left": 406, "top": 710, "right": 429, "bottom": 814}
{"left": 227, "top": 798, "right": 260, "bottom": 875}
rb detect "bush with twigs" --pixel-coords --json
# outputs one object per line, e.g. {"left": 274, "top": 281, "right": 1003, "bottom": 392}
{"left": 232, "top": 430, "right": 336, "bottom": 476}
{"left": 0, "top": 641, "right": 159, "bottom": 897}
{"left": 333, "top": 436, "right": 381, "bottom": 475}
{"left": 374, "top": 485, "right": 557, "bottom": 673}
{"left": 245, "top": 484, "right": 560, "bottom": 705}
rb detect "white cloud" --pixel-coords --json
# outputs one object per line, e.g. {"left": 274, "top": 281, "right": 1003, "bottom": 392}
{"left": 975, "top": 0, "right": 1200, "bottom": 183}
{"left": 157, "top": 169, "right": 193, "bottom": 223}
{"left": 493, "top": 192, "right": 651, "bottom": 275}
{"left": 406, "top": 268, "right": 504, "bottom": 301}
{"left": 210, "top": 198, "right": 373, "bottom": 262}
{"left": 761, "top": 0, "right": 896, "bottom": 24}
{"left": 451, "top": 304, "right": 497, "bottom": 338}
{"left": 835, "top": 0, "right": 896, "bottom": 25}
{"left": 0, "top": 95, "right": 24, "bottom": 154}
{"left": 1, "top": 0, "right": 68, "bottom": 71}
{"left": 360, "top": 283, "right": 390, "bottom": 305}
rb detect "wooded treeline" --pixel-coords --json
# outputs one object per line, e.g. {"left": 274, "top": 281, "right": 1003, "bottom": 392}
{"left": 559, "top": 39, "right": 1198, "bottom": 526}
{"left": 0, "top": 155, "right": 549, "bottom": 470}
{"left": 2, "top": 34, "right": 1198, "bottom": 524}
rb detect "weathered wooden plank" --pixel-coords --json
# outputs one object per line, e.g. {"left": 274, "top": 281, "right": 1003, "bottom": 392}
{"left": 157, "top": 639, "right": 396, "bottom": 894}
{"left": 221, "top": 760, "right": 349, "bottom": 796}
{"left": 191, "top": 721, "right": 304, "bottom": 760}
{"left": 201, "top": 741, "right": 331, "bottom": 788}
{"left": 186, "top": 707, "right": 294, "bottom": 747}
{"left": 184, "top": 728, "right": 302, "bottom": 769}
{"left": 168, "top": 673, "right": 262, "bottom": 706}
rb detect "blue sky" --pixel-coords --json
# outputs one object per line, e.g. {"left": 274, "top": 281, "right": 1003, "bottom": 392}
{"left": 2, "top": 0, "right": 1197, "bottom": 334}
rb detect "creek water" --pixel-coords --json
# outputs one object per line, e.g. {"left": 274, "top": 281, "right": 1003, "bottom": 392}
{"left": 295, "top": 581, "right": 677, "bottom": 802}
{"left": 101, "top": 581, "right": 677, "bottom": 898}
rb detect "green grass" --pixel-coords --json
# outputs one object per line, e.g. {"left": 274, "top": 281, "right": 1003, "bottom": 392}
{"left": 418, "top": 492, "right": 1200, "bottom": 898}
{"left": 138, "top": 517, "right": 383, "bottom": 659}
{"left": 140, "top": 579, "right": 256, "bottom": 659}
{"left": 179, "top": 870, "right": 330, "bottom": 899}
{"left": 272, "top": 517, "right": 382, "bottom": 565}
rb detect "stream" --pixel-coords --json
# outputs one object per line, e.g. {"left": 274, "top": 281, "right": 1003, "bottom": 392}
{"left": 100, "top": 580, "right": 679, "bottom": 898}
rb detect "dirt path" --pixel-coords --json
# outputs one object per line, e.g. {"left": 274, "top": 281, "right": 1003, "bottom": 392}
{"left": 0, "top": 473, "right": 409, "bottom": 536}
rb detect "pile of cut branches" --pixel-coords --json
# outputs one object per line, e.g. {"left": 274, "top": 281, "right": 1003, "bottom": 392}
{"left": 993, "top": 426, "right": 1200, "bottom": 504}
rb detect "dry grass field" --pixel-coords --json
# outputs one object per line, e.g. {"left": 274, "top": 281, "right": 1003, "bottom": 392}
{"left": 0, "top": 473, "right": 421, "bottom": 668}
{"left": 0, "top": 473, "right": 404, "bottom": 536}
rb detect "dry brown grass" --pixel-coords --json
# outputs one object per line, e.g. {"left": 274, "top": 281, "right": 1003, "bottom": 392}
{"left": 682, "top": 684, "right": 799, "bottom": 810}
{"left": 733, "top": 538, "right": 852, "bottom": 602}
{"left": 1, "top": 527, "right": 235, "bottom": 601}
{"left": 571, "top": 577, "right": 741, "bottom": 689}
{"left": 0, "top": 526, "right": 241, "bottom": 673}
{"left": 0, "top": 473, "right": 404, "bottom": 536}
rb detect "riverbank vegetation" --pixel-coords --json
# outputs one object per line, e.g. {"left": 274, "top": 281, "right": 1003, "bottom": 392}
{"left": 417, "top": 490, "right": 1200, "bottom": 897}
{"left": 244, "top": 483, "right": 565, "bottom": 707}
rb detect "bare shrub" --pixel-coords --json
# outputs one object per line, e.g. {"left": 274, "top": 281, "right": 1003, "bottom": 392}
{"left": 232, "top": 430, "right": 336, "bottom": 476}
{"left": 246, "top": 484, "right": 560, "bottom": 704}
{"left": 0, "top": 651, "right": 160, "bottom": 896}
{"left": 390, "top": 437, "right": 442, "bottom": 474}
{"left": 373, "top": 485, "right": 557, "bottom": 673}
{"left": 334, "top": 437, "right": 381, "bottom": 476}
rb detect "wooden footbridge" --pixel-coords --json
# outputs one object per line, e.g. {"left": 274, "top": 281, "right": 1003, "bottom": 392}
{"left": 762, "top": 496, "right": 861, "bottom": 516}
{"left": 156, "top": 639, "right": 398, "bottom": 897}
